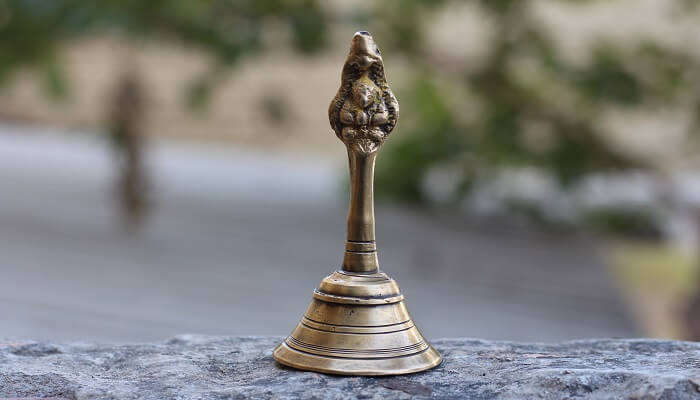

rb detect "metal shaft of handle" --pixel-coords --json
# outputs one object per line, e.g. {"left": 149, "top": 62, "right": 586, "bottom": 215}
{"left": 342, "top": 150, "right": 378, "bottom": 273}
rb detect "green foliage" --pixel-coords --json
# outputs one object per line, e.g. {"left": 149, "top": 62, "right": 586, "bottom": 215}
{"left": 0, "top": 0, "right": 328, "bottom": 98}
{"left": 260, "top": 92, "right": 290, "bottom": 124}
{"left": 377, "top": 76, "right": 468, "bottom": 203}
{"left": 372, "top": 0, "right": 700, "bottom": 224}
{"left": 582, "top": 208, "right": 662, "bottom": 239}
{"left": 185, "top": 76, "right": 214, "bottom": 111}
{"left": 288, "top": 0, "right": 327, "bottom": 53}
{"left": 573, "top": 46, "right": 642, "bottom": 106}
{"left": 373, "top": 0, "right": 447, "bottom": 55}
{"left": 39, "top": 57, "right": 70, "bottom": 100}
{"left": 478, "top": 0, "right": 521, "bottom": 14}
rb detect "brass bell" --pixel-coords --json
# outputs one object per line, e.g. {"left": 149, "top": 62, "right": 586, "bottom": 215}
{"left": 273, "top": 31, "right": 442, "bottom": 375}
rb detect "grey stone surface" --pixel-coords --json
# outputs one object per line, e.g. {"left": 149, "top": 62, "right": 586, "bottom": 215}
{"left": 0, "top": 336, "right": 698, "bottom": 400}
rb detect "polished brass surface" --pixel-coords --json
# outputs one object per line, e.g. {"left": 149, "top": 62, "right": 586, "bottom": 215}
{"left": 273, "top": 31, "right": 442, "bottom": 375}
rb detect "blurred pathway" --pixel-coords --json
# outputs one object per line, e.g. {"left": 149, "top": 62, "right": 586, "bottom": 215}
{"left": 0, "top": 124, "right": 637, "bottom": 342}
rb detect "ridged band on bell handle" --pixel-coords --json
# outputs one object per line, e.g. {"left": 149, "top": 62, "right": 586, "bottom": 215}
{"left": 273, "top": 31, "right": 441, "bottom": 376}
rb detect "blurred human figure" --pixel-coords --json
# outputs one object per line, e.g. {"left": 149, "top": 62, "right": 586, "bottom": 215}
{"left": 108, "top": 68, "right": 149, "bottom": 231}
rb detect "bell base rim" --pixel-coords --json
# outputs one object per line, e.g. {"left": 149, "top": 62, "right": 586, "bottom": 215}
{"left": 273, "top": 342, "right": 442, "bottom": 376}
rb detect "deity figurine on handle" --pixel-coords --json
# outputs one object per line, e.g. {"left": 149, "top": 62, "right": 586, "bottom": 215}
{"left": 273, "top": 31, "right": 442, "bottom": 376}
{"left": 329, "top": 30, "right": 398, "bottom": 156}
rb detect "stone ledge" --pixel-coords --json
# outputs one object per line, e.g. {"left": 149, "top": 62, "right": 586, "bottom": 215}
{"left": 0, "top": 336, "right": 698, "bottom": 399}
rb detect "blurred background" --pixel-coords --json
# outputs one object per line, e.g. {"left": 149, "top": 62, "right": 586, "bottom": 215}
{"left": 1, "top": 0, "right": 699, "bottom": 343}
